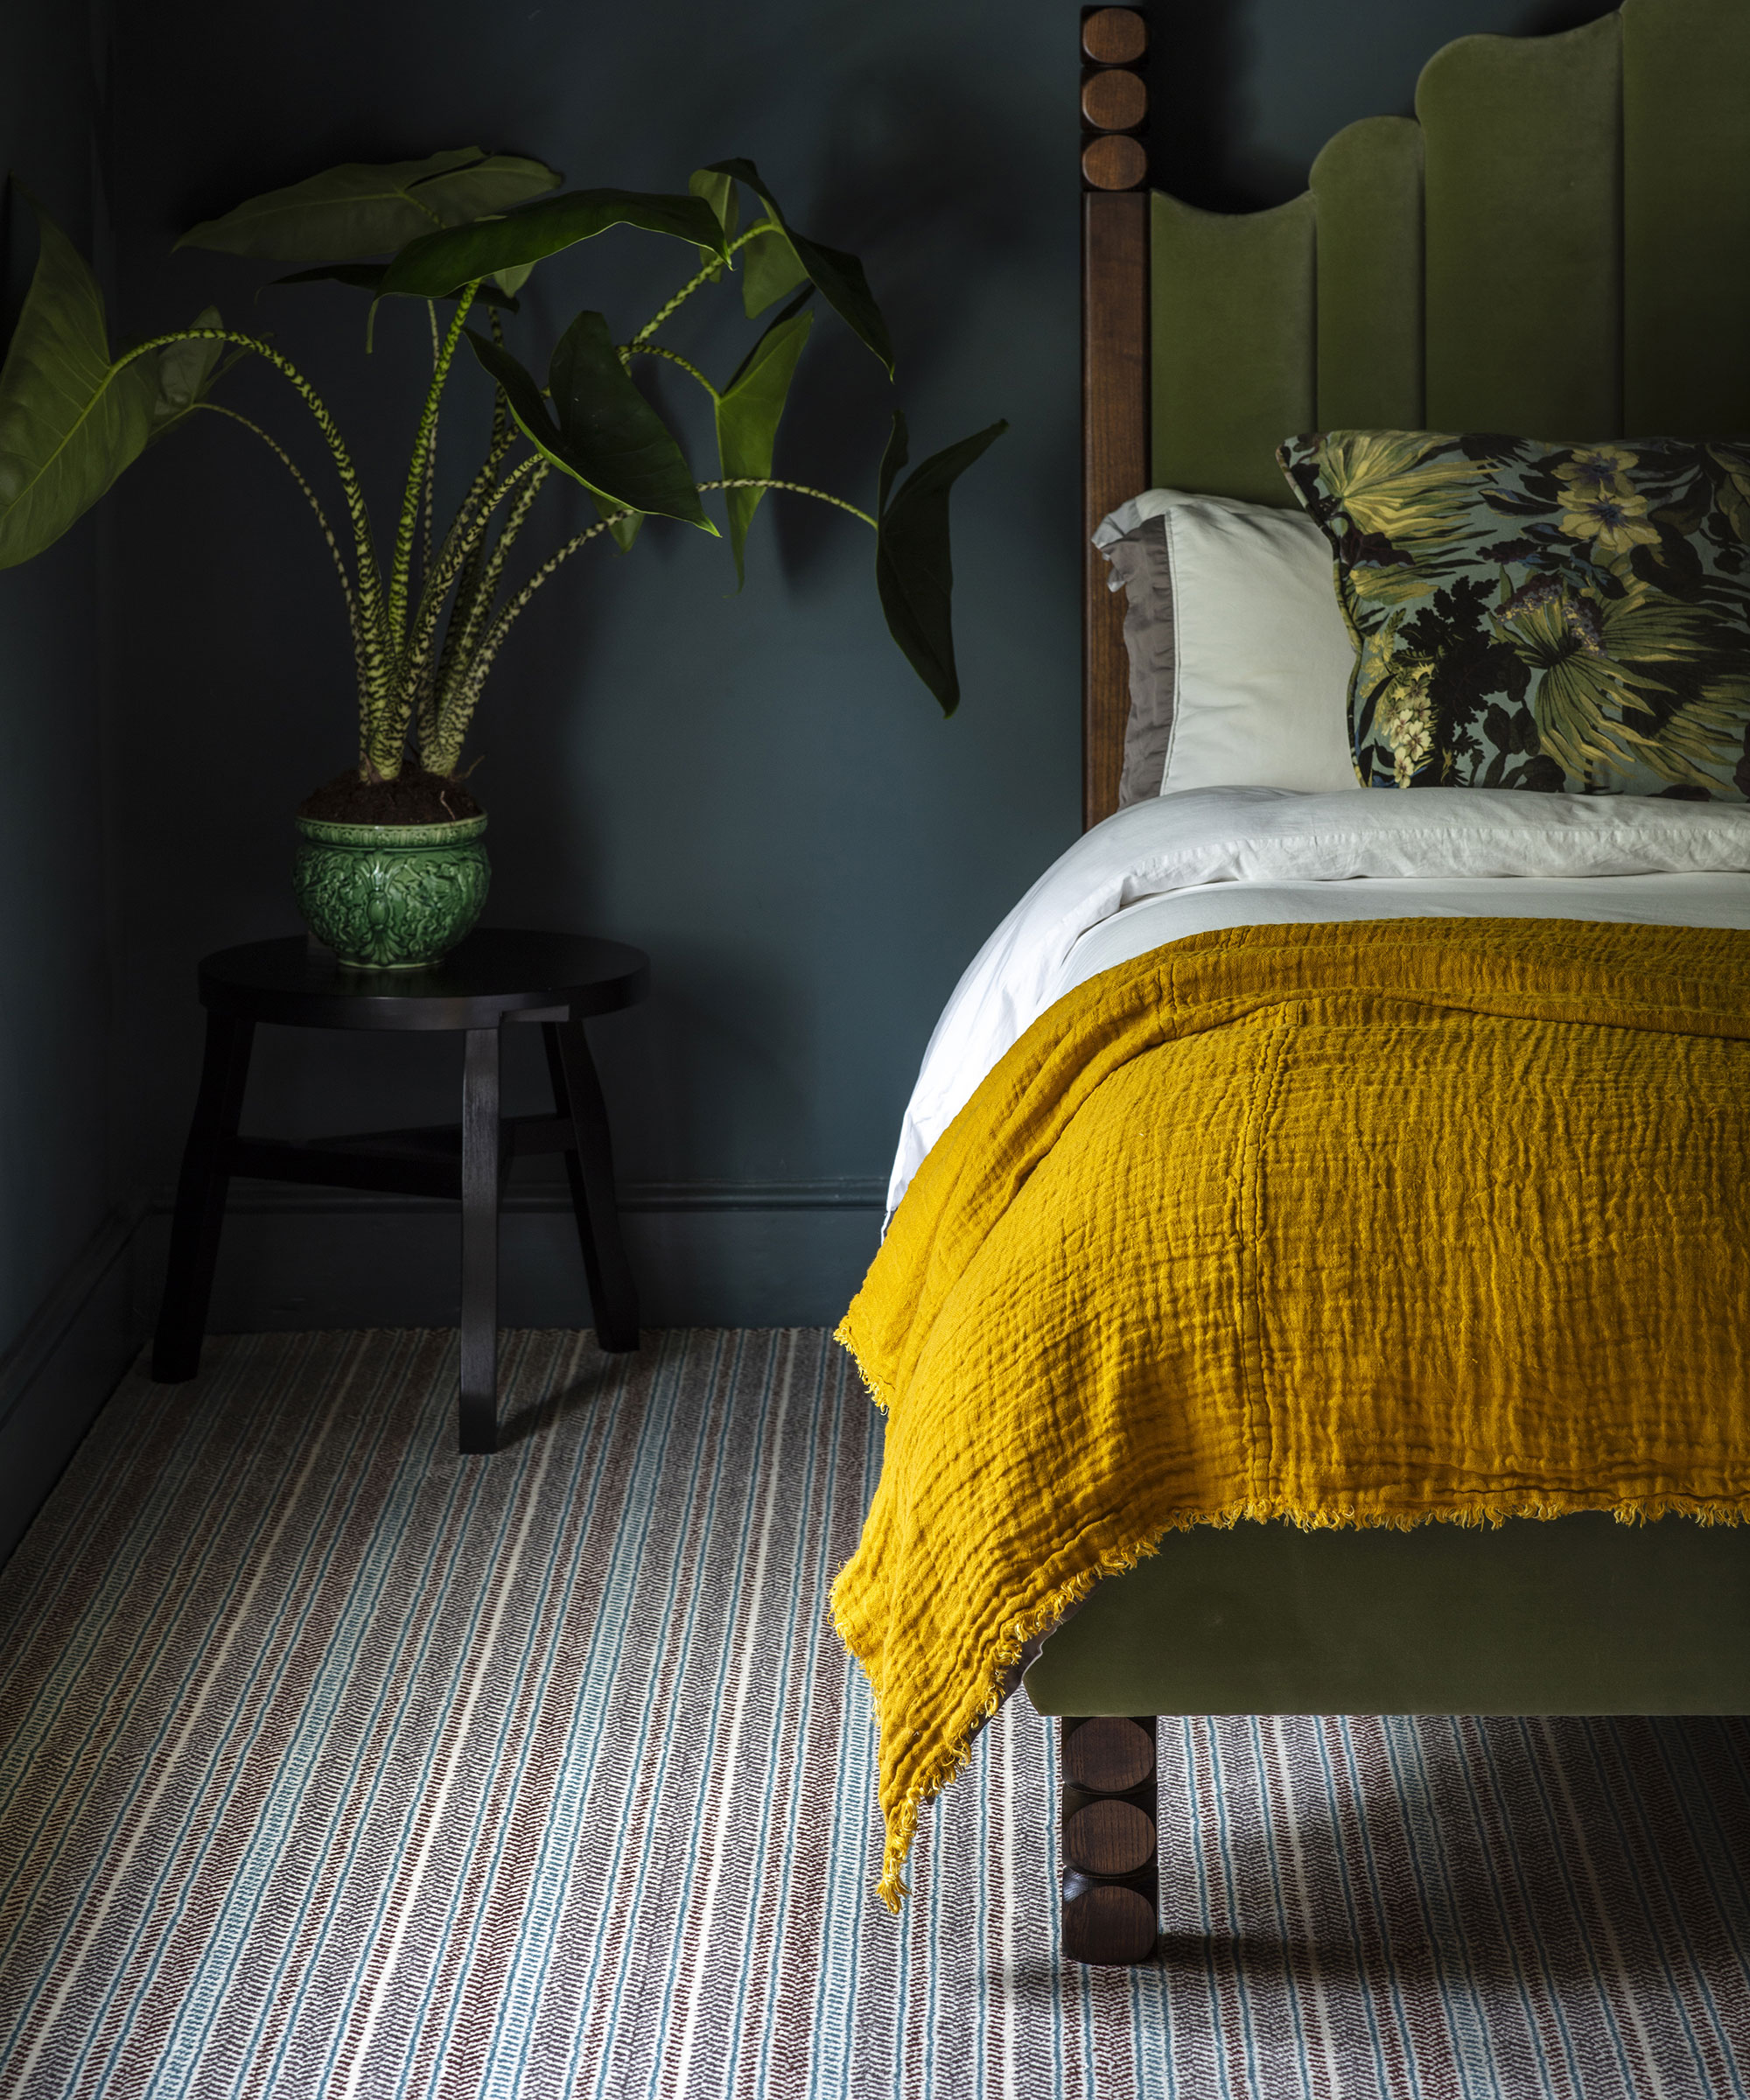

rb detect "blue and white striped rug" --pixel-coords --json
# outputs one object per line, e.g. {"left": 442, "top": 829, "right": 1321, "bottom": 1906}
{"left": 2, "top": 1326, "right": 1748, "bottom": 2098}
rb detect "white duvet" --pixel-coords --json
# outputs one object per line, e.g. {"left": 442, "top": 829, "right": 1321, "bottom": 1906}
{"left": 887, "top": 786, "right": 1750, "bottom": 1216}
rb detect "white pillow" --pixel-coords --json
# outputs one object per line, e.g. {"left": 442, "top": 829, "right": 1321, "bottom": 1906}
{"left": 1094, "top": 487, "right": 1360, "bottom": 796}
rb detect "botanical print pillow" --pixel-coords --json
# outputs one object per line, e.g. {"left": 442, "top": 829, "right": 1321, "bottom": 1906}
{"left": 1278, "top": 430, "right": 1750, "bottom": 797}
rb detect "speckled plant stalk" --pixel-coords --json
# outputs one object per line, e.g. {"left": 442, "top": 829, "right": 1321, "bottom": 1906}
{"left": 120, "top": 234, "right": 888, "bottom": 792}
{"left": 12, "top": 159, "right": 1001, "bottom": 801}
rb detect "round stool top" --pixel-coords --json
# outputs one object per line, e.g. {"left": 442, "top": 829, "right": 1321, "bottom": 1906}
{"left": 199, "top": 928, "right": 650, "bottom": 1032}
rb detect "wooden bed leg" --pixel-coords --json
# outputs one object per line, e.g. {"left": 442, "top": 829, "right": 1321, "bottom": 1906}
{"left": 1059, "top": 1716, "right": 1160, "bottom": 1964}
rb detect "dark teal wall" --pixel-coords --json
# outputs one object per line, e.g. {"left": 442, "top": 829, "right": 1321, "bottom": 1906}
{"left": 0, "top": 7, "right": 116, "bottom": 1357}
{"left": 82, "top": 0, "right": 1608, "bottom": 1327}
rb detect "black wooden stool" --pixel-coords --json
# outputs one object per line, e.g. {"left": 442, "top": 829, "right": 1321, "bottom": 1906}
{"left": 151, "top": 928, "right": 650, "bottom": 1453}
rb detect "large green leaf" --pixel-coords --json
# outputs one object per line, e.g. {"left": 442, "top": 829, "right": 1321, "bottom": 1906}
{"left": 148, "top": 304, "right": 228, "bottom": 439}
{"left": 714, "top": 290, "right": 813, "bottom": 586}
{"left": 465, "top": 315, "right": 713, "bottom": 531}
{"left": 874, "top": 411, "right": 1007, "bottom": 713}
{"left": 549, "top": 312, "right": 714, "bottom": 533}
{"left": 739, "top": 214, "right": 809, "bottom": 318}
{"left": 178, "top": 149, "right": 561, "bottom": 261}
{"left": 704, "top": 158, "right": 893, "bottom": 374}
{"left": 382, "top": 189, "right": 730, "bottom": 300}
{"left": 405, "top": 154, "right": 562, "bottom": 228}
{"left": 0, "top": 193, "right": 158, "bottom": 569}
{"left": 687, "top": 166, "right": 738, "bottom": 274}
{"left": 273, "top": 263, "right": 521, "bottom": 312}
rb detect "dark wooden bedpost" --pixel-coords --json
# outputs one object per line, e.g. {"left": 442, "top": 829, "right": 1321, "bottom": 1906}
{"left": 1081, "top": 5, "right": 1151, "bottom": 830}
{"left": 1071, "top": 13, "right": 1156, "bottom": 1951}
{"left": 1060, "top": 1716, "right": 1161, "bottom": 1964}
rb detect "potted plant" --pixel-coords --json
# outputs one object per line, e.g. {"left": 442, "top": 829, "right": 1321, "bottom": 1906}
{"left": 0, "top": 150, "right": 1004, "bottom": 966}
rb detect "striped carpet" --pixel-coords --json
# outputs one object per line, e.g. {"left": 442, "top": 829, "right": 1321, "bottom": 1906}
{"left": 2, "top": 1331, "right": 1749, "bottom": 2099}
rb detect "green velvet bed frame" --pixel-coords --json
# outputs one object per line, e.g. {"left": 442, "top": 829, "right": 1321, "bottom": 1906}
{"left": 1035, "top": 0, "right": 1750, "bottom": 1966}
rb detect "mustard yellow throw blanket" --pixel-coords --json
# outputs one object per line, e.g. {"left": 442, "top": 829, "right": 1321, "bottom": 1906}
{"left": 832, "top": 919, "right": 1750, "bottom": 1910}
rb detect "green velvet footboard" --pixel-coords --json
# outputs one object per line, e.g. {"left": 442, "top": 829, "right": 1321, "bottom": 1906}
{"left": 1023, "top": 1516, "right": 1750, "bottom": 1717}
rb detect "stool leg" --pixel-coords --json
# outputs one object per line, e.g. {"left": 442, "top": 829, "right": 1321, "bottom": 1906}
{"left": 543, "top": 1019, "right": 640, "bottom": 1352}
{"left": 458, "top": 1024, "right": 502, "bottom": 1455}
{"left": 152, "top": 1014, "right": 256, "bottom": 1382}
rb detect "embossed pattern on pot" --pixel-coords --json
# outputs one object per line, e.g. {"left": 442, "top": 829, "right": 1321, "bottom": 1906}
{"left": 291, "top": 812, "right": 490, "bottom": 969}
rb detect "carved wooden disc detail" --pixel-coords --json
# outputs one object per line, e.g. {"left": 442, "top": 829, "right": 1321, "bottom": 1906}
{"left": 1064, "top": 1715, "right": 1155, "bottom": 1793}
{"left": 1082, "top": 7, "right": 1148, "bottom": 66}
{"left": 1065, "top": 1797, "right": 1157, "bottom": 1878}
{"left": 1081, "top": 135, "right": 1149, "bottom": 192}
{"left": 1082, "top": 69, "right": 1148, "bottom": 133}
{"left": 1063, "top": 1882, "right": 1158, "bottom": 1965}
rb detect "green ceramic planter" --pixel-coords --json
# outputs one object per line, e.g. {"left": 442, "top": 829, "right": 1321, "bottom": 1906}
{"left": 291, "top": 811, "right": 490, "bottom": 969}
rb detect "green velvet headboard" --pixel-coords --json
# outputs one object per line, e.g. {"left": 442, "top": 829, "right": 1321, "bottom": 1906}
{"left": 1081, "top": 0, "right": 1750, "bottom": 822}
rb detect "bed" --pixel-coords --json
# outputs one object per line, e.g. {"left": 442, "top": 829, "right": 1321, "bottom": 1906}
{"left": 834, "top": 0, "right": 1750, "bottom": 1967}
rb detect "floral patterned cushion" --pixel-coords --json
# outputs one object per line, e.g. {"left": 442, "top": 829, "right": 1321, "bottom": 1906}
{"left": 1278, "top": 430, "right": 1750, "bottom": 797}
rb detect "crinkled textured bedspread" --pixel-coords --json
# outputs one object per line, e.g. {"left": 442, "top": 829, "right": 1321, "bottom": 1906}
{"left": 834, "top": 918, "right": 1750, "bottom": 1908}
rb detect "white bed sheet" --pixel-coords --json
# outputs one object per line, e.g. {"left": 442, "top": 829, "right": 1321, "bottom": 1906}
{"left": 887, "top": 787, "right": 1750, "bottom": 1216}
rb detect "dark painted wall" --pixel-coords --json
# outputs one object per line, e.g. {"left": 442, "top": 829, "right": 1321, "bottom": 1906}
{"left": 86, "top": 0, "right": 1608, "bottom": 1327}
{"left": 0, "top": 5, "right": 117, "bottom": 1359}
